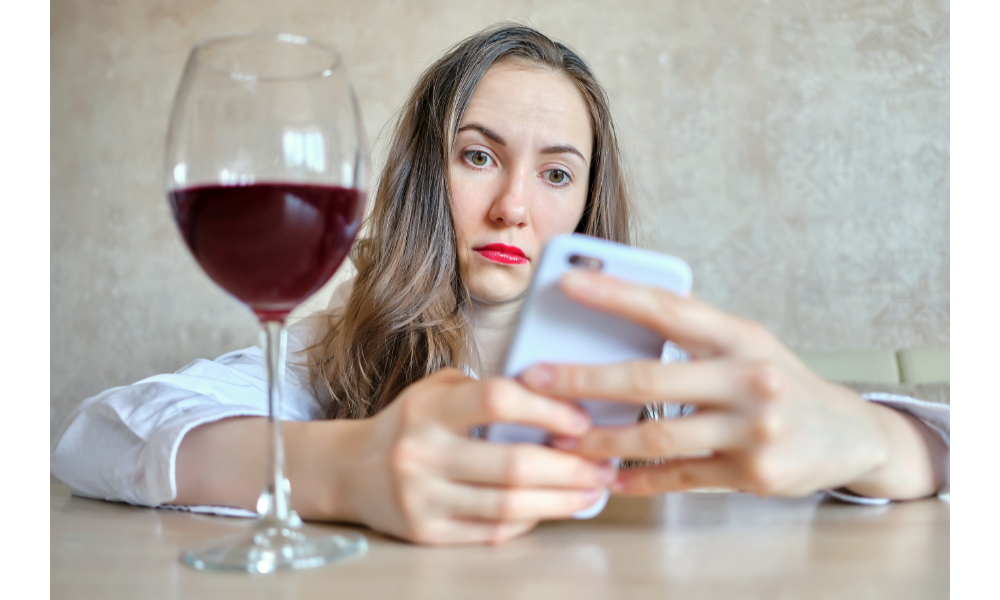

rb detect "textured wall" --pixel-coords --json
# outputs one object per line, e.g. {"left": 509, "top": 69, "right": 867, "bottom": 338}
{"left": 51, "top": 0, "right": 949, "bottom": 440}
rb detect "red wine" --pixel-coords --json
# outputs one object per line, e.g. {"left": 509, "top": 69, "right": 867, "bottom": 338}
{"left": 171, "top": 182, "right": 362, "bottom": 322}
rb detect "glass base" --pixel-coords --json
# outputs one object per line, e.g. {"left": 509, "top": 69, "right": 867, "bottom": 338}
{"left": 182, "top": 519, "right": 367, "bottom": 574}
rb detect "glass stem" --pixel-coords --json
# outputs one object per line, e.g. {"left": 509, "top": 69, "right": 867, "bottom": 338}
{"left": 262, "top": 319, "right": 292, "bottom": 524}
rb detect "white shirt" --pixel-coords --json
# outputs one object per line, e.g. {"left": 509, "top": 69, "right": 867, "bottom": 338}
{"left": 50, "top": 282, "right": 950, "bottom": 514}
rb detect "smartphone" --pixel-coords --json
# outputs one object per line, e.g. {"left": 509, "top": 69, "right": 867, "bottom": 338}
{"left": 485, "top": 233, "right": 693, "bottom": 518}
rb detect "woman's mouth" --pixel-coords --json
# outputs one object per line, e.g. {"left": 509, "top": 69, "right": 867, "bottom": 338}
{"left": 473, "top": 243, "right": 529, "bottom": 265}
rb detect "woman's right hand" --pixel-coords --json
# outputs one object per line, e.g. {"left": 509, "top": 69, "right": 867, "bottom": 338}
{"left": 335, "top": 368, "right": 616, "bottom": 545}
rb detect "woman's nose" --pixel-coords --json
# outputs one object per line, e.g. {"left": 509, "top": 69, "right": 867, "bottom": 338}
{"left": 488, "top": 169, "right": 529, "bottom": 227}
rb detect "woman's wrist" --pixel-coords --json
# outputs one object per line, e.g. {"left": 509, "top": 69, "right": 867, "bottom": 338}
{"left": 285, "top": 417, "right": 371, "bottom": 524}
{"left": 837, "top": 399, "right": 892, "bottom": 495}
{"left": 841, "top": 401, "right": 943, "bottom": 500}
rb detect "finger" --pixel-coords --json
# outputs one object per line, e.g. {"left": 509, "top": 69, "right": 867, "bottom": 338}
{"left": 554, "top": 412, "right": 748, "bottom": 460}
{"left": 520, "top": 358, "right": 784, "bottom": 407}
{"left": 429, "top": 376, "right": 591, "bottom": 436}
{"left": 558, "top": 270, "right": 757, "bottom": 358}
{"left": 442, "top": 483, "right": 607, "bottom": 521}
{"left": 442, "top": 441, "right": 617, "bottom": 488}
{"left": 612, "top": 456, "right": 742, "bottom": 495}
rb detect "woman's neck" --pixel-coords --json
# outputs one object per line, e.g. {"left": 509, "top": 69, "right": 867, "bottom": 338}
{"left": 471, "top": 296, "right": 525, "bottom": 378}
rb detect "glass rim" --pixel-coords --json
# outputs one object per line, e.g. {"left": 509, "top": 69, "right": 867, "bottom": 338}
{"left": 189, "top": 32, "right": 343, "bottom": 82}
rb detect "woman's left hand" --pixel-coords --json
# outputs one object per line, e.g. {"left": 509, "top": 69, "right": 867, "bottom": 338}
{"left": 517, "top": 270, "right": 944, "bottom": 500}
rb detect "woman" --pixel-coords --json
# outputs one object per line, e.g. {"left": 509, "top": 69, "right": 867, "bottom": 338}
{"left": 51, "top": 24, "right": 949, "bottom": 546}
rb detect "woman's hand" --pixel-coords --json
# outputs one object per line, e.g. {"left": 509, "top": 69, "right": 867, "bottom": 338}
{"left": 517, "top": 270, "right": 946, "bottom": 500}
{"left": 336, "top": 368, "right": 616, "bottom": 545}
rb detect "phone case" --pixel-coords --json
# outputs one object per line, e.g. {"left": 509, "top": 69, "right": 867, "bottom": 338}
{"left": 485, "top": 233, "right": 693, "bottom": 518}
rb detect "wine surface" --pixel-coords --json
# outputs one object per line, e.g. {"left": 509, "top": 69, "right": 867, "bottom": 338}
{"left": 171, "top": 182, "right": 361, "bottom": 321}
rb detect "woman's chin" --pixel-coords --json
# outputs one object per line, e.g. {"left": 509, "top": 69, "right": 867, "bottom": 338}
{"left": 467, "top": 282, "right": 530, "bottom": 306}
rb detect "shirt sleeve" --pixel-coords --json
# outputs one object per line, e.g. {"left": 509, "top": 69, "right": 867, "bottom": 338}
{"left": 50, "top": 322, "right": 327, "bottom": 511}
{"left": 826, "top": 393, "right": 950, "bottom": 505}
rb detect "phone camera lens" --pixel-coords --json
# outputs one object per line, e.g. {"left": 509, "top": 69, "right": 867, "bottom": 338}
{"left": 568, "top": 255, "right": 604, "bottom": 271}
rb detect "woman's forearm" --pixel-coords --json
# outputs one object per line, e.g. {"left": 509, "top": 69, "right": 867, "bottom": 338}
{"left": 170, "top": 416, "right": 369, "bottom": 522}
{"left": 844, "top": 403, "right": 948, "bottom": 500}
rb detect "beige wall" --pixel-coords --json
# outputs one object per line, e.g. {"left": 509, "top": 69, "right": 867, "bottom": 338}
{"left": 51, "top": 0, "right": 949, "bottom": 439}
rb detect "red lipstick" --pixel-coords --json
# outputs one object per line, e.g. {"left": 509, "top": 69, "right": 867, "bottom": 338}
{"left": 473, "top": 243, "right": 529, "bottom": 265}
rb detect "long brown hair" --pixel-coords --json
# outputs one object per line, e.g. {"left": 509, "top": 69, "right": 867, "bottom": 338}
{"left": 313, "top": 23, "right": 632, "bottom": 419}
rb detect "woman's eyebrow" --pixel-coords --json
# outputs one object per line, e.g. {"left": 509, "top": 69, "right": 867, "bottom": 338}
{"left": 540, "top": 144, "right": 586, "bottom": 163}
{"left": 457, "top": 123, "right": 506, "bottom": 145}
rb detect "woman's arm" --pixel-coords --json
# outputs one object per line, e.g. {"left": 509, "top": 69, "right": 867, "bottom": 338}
{"left": 53, "top": 324, "right": 614, "bottom": 545}
{"left": 51, "top": 306, "right": 338, "bottom": 510}
{"left": 50, "top": 346, "right": 306, "bottom": 507}
{"left": 172, "top": 368, "right": 617, "bottom": 545}
{"left": 518, "top": 270, "right": 948, "bottom": 501}
{"left": 840, "top": 403, "right": 947, "bottom": 499}
{"left": 171, "top": 416, "right": 367, "bottom": 521}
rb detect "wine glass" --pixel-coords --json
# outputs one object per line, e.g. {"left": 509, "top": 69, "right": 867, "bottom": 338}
{"left": 164, "top": 32, "right": 368, "bottom": 573}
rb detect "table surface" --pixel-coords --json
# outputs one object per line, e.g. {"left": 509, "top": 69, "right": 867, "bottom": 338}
{"left": 51, "top": 483, "right": 949, "bottom": 599}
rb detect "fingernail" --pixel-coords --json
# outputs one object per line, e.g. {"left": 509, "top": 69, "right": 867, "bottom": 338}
{"left": 585, "top": 488, "right": 605, "bottom": 503}
{"left": 610, "top": 481, "right": 625, "bottom": 493}
{"left": 520, "top": 364, "right": 553, "bottom": 389}
{"left": 562, "top": 271, "right": 594, "bottom": 293}
{"left": 552, "top": 436, "right": 579, "bottom": 450}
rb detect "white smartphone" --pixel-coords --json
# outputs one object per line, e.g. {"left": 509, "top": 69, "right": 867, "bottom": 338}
{"left": 485, "top": 233, "right": 693, "bottom": 518}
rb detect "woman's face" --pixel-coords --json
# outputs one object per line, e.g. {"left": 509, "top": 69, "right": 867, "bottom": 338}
{"left": 449, "top": 62, "right": 592, "bottom": 304}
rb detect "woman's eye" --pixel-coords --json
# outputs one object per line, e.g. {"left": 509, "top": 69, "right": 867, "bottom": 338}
{"left": 466, "top": 150, "right": 492, "bottom": 167}
{"left": 546, "top": 169, "right": 570, "bottom": 185}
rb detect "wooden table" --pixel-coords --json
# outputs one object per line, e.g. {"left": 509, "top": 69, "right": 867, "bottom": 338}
{"left": 51, "top": 484, "right": 948, "bottom": 599}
